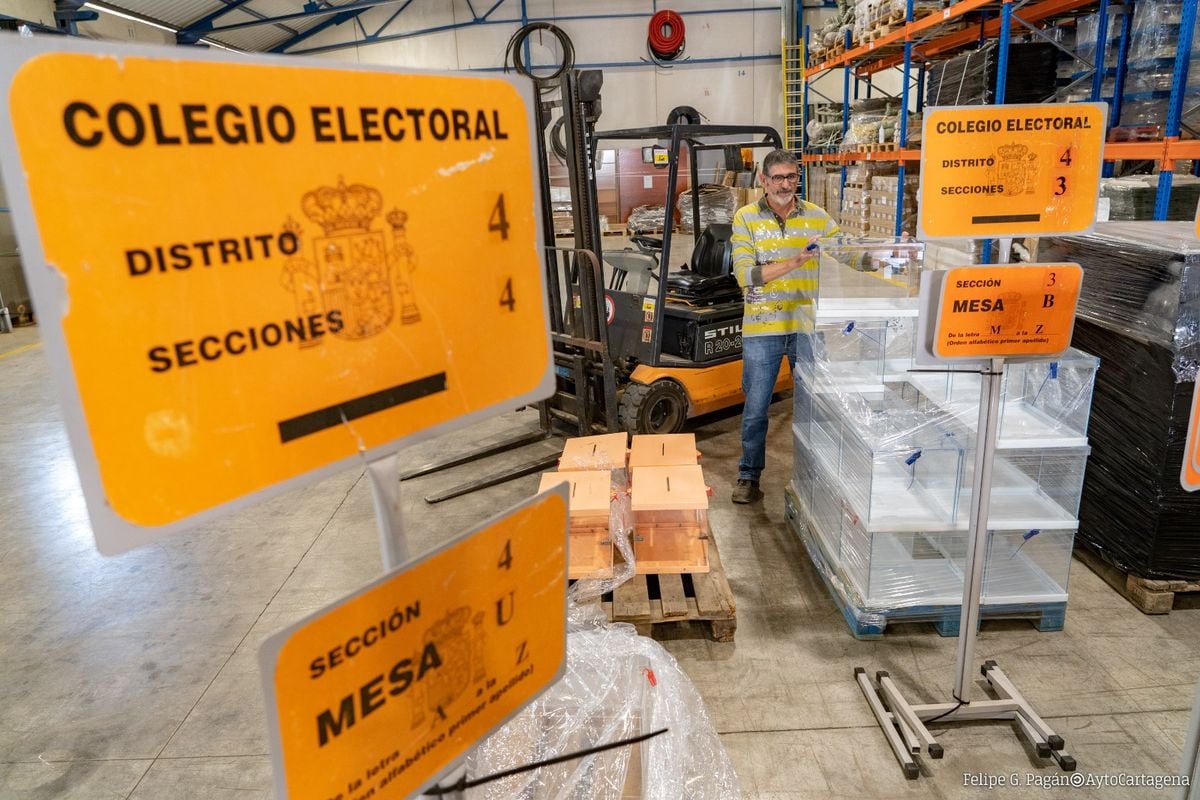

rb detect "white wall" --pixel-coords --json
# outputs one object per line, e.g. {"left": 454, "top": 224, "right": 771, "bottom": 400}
{"left": 76, "top": 12, "right": 173, "bottom": 45}
{"left": 0, "top": 0, "right": 54, "bottom": 27}
{"left": 0, "top": 0, "right": 173, "bottom": 44}
{"left": 296, "top": 0, "right": 787, "bottom": 135}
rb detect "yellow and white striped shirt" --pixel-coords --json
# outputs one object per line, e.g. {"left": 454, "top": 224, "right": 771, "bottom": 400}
{"left": 731, "top": 197, "right": 839, "bottom": 336}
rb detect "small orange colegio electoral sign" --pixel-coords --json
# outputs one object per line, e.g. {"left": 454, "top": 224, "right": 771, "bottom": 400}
{"left": 919, "top": 103, "right": 1106, "bottom": 240}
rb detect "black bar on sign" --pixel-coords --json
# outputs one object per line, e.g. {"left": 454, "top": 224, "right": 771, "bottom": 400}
{"left": 278, "top": 372, "right": 448, "bottom": 443}
{"left": 970, "top": 213, "right": 1041, "bottom": 224}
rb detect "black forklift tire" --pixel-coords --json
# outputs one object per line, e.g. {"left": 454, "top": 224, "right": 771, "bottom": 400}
{"left": 619, "top": 380, "right": 688, "bottom": 434}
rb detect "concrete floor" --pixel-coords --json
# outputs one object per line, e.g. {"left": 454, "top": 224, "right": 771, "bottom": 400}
{"left": 1, "top": 322, "right": 1197, "bottom": 800}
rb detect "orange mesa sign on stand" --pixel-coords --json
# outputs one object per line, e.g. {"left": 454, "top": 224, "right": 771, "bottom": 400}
{"left": 260, "top": 488, "right": 568, "bottom": 800}
{"left": 0, "top": 39, "right": 552, "bottom": 554}
{"left": 934, "top": 265, "right": 1083, "bottom": 359}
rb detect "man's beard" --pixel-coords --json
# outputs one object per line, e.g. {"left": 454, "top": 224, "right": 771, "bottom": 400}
{"left": 768, "top": 186, "right": 796, "bottom": 205}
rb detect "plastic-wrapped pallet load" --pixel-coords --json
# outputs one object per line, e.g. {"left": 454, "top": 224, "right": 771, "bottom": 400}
{"left": 1059, "top": 8, "right": 1123, "bottom": 103}
{"left": 1040, "top": 222, "right": 1200, "bottom": 580}
{"left": 1116, "top": 0, "right": 1200, "bottom": 136}
{"left": 1099, "top": 175, "right": 1200, "bottom": 221}
{"left": 677, "top": 184, "right": 737, "bottom": 233}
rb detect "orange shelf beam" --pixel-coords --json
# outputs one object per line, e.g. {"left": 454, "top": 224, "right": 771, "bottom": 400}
{"left": 807, "top": 0, "right": 1098, "bottom": 77}
{"left": 806, "top": 0, "right": 994, "bottom": 76}
{"left": 801, "top": 149, "right": 922, "bottom": 163}
{"left": 804, "top": 140, "right": 1199, "bottom": 166}
{"left": 867, "top": 0, "right": 1097, "bottom": 73}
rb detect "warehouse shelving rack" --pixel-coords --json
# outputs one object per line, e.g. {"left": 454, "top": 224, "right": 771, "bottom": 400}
{"left": 790, "top": 0, "right": 1200, "bottom": 230}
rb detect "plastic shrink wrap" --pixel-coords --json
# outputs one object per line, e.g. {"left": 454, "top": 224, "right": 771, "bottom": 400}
{"left": 677, "top": 184, "right": 737, "bottom": 233}
{"left": 788, "top": 238, "right": 1090, "bottom": 630}
{"left": 1040, "top": 222, "right": 1200, "bottom": 579}
{"left": 463, "top": 538, "right": 738, "bottom": 798}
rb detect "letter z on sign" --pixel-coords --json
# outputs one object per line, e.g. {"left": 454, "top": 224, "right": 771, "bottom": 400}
{"left": 0, "top": 39, "right": 551, "bottom": 554}
{"left": 259, "top": 487, "right": 568, "bottom": 800}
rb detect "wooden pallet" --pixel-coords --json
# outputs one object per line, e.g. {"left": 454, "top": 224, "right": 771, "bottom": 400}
{"left": 860, "top": 141, "right": 900, "bottom": 152}
{"left": 1075, "top": 546, "right": 1200, "bottom": 615}
{"left": 600, "top": 537, "right": 737, "bottom": 641}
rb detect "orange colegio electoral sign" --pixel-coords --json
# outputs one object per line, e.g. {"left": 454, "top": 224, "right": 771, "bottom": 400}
{"left": 2, "top": 47, "right": 550, "bottom": 548}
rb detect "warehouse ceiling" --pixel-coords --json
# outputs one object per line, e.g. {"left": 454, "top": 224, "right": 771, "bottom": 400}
{"left": 84, "top": 0, "right": 386, "bottom": 53}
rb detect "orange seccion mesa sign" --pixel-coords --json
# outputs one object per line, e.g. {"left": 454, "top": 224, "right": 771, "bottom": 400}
{"left": 935, "top": 264, "right": 1082, "bottom": 359}
{"left": 1183, "top": 383, "right": 1200, "bottom": 492}
{"left": 0, "top": 40, "right": 550, "bottom": 553}
{"left": 919, "top": 103, "right": 1106, "bottom": 239}
{"left": 259, "top": 487, "right": 569, "bottom": 800}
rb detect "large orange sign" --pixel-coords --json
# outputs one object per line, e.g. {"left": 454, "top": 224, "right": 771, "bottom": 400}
{"left": 0, "top": 43, "right": 550, "bottom": 550}
{"left": 919, "top": 103, "right": 1106, "bottom": 239}
{"left": 1183, "top": 382, "right": 1200, "bottom": 492}
{"left": 935, "top": 265, "right": 1082, "bottom": 359}
{"left": 259, "top": 488, "right": 568, "bottom": 800}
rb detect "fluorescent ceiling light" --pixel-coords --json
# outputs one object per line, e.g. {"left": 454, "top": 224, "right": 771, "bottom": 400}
{"left": 81, "top": 2, "right": 242, "bottom": 51}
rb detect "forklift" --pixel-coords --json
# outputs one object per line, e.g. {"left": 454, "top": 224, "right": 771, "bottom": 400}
{"left": 404, "top": 47, "right": 788, "bottom": 499}
{"left": 594, "top": 121, "right": 792, "bottom": 434}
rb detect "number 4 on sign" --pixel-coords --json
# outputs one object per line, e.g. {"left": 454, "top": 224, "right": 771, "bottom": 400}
{"left": 489, "top": 194, "right": 510, "bottom": 240}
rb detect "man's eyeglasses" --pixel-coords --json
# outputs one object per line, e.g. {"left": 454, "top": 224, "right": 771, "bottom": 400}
{"left": 766, "top": 173, "right": 800, "bottom": 185}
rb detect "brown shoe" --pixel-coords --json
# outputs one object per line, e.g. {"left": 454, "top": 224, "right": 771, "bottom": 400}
{"left": 731, "top": 479, "right": 763, "bottom": 504}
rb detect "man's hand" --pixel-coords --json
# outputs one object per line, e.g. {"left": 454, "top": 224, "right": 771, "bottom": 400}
{"left": 760, "top": 239, "right": 820, "bottom": 283}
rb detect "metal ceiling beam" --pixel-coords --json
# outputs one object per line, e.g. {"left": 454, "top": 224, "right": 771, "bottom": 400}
{"left": 176, "top": 0, "right": 255, "bottom": 43}
{"left": 269, "top": 5, "right": 373, "bottom": 52}
{"left": 201, "top": 0, "right": 424, "bottom": 35}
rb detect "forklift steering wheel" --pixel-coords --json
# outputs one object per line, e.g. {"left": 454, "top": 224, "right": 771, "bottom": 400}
{"left": 631, "top": 234, "right": 663, "bottom": 252}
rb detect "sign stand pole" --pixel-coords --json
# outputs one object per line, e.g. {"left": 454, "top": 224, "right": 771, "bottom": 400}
{"left": 951, "top": 236, "right": 1011, "bottom": 699}
{"left": 855, "top": 239, "right": 1080, "bottom": 779}
{"left": 366, "top": 454, "right": 473, "bottom": 797}
{"left": 365, "top": 454, "right": 410, "bottom": 571}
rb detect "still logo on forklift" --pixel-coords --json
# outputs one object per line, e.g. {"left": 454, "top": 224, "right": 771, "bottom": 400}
{"left": 703, "top": 323, "right": 742, "bottom": 340}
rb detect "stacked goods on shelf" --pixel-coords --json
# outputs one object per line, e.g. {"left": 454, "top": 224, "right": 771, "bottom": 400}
{"left": 627, "top": 434, "right": 710, "bottom": 574}
{"left": 840, "top": 184, "right": 872, "bottom": 236}
{"left": 807, "top": 165, "right": 831, "bottom": 211}
{"left": 837, "top": 160, "right": 897, "bottom": 235}
{"left": 1099, "top": 175, "right": 1200, "bottom": 220}
{"left": 1039, "top": 222, "right": 1200, "bottom": 580}
{"left": 841, "top": 99, "right": 917, "bottom": 150}
{"left": 855, "top": 0, "right": 944, "bottom": 42}
{"left": 810, "top": 0, "right": 856, "bottom": 63}
{"left": 788, "top": 239, "right": 1096, "bottom": 636}
{"left": 1116, "top": 0, "right": 1200, "bottom": 137}
{"left": 825, "top": 171, "right": 844, "bottom": 217}
{"left": 925, "top": 42, "right": 1058, "bottom": 105}
{"left": 867, "top": 174, "right": 919, "bottom": 237}
{"left": 1058, "top": 7, "right": 1124, "bottom": 104}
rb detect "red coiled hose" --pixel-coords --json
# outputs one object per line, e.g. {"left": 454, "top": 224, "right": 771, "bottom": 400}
{"left": 648, "top": 10, "right": 685, "bottom": 60}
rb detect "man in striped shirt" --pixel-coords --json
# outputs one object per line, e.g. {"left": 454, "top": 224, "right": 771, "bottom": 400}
{"left": 729, "top": 149, "right": 838, "bottom": 504}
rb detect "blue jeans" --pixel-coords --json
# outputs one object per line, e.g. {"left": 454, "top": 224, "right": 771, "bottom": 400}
{"left": 739, "top": 333, "right": 813, "bottom": 482}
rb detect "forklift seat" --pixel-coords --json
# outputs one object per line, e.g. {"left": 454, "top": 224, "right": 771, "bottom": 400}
{"left": 689, "top": 223, "right": 733, "bottom": 278}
